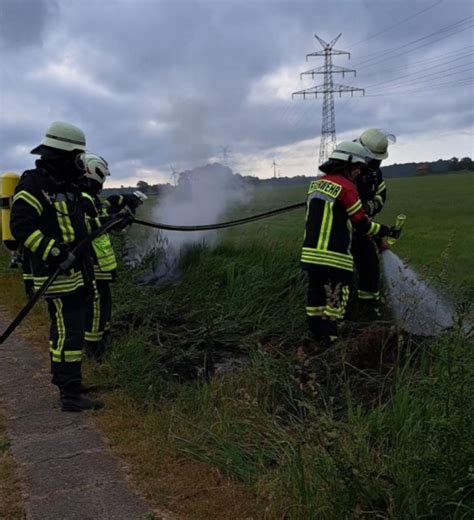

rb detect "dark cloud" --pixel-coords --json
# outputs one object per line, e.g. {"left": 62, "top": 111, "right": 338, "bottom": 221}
{"left": 0, "top": 0, "right": 58, "bottom": 49}
{"left": 0, "top": 0, "right": 472, "bottom": 182}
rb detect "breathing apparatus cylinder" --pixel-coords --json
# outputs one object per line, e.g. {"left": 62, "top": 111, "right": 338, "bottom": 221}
{"left": 386, "top": 214, "right": 406, "bottom": 246}
{"left": 1, "top": 172, "right": 20, "bottom": 251}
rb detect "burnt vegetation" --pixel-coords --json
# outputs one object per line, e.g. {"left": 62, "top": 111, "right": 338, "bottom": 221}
{"left": 93, "top": 228, "right": 474, "bottom": 519}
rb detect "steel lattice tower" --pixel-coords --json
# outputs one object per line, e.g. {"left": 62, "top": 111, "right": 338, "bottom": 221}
{"left": 292, "top": 34, "right": 365, "bottom": 164}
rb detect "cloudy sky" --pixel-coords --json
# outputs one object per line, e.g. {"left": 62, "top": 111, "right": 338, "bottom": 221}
{"left": 0, "top": 0, "right": 473, "bottom": 186}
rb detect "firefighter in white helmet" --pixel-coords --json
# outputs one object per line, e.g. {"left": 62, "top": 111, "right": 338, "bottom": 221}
{"left": 80, "top": 153, "right": 146, "bottom": 359}
{"left": 9, "top": 122, "right": 104, "bottom": 411}
{"left": 352, "top": 129, "right": 396, "bottom": 316}
{"left": 301, "top": 141, "right": 400, "bottom": 345}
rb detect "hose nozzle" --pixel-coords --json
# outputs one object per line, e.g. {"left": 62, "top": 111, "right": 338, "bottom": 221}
{"left": 386, "top": 214, "right": 406, "bottom": 246}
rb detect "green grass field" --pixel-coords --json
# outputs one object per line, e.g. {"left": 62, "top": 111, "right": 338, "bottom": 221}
{"left": 1, "top": 172, "right": 473, "bottom": 519}
{"left": 103, "top": 172, "right": 473, "bottom": 518}
{"left": 137, "top": 171, "right": 474, "bottom": 290}
{"left": 223, "top": 171, "right": 474, "bottom": 290}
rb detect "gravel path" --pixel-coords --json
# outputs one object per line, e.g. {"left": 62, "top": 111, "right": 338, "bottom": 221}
{"left": 0, "top": 309, "right": 168, "bottom": 520}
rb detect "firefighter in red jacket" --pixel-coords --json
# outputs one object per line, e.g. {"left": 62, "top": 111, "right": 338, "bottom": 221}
{"left": 352, "top": 129, "right": 395, "bottom": 312}
{"left": 301, "top": 141, "right": 400, "bottom": 345}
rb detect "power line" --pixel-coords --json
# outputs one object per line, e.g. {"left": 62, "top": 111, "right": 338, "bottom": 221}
{"left": 348, "top": 0, "right": 444, "bottom": 47}
{"left": 367, "top": 60, "right": 474, "bottom": 90}
{"left": 352, "top": 15, "right": 473, "bottom": 65}
{"left": 352, "top": 16, "right": 473, "bottom": 68}
{"left": 252, "top": 17, "right": 472, "bottom": 158}
{"left": 365, "top": 46, "right": 473, "bottom": 80}
{"left": 246, "top": 45, "right": 469, "bottom": 154}
{"left": 365, "top": 76, "right": 473, "bottom": 96}
{"left": 357, "top": 24, "right": 474, "bottom": 73}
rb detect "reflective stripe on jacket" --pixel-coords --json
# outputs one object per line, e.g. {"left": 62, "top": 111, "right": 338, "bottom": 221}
{"left": 82, "top": 192, "right": 117, "bottom": 277}
{"left": 10, "top": 166, "right": 93, "bottom": 297}
{"left": 301, "top": 174, "right": 386, "bottom": 272}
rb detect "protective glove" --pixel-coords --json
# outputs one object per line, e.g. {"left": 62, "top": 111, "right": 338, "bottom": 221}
{"left": 386, "top": 226, "right": 402, "bottom": 240}
{"left": 125, "top": 194, "right": 141, "bottom": 211}
{"left": 376, "top": 224, "right": 391, "bottom": 238}
{"left": 115, "top": 210, "right": 135, "bottom": 230}
{"left": 121, "top": 191, "right": 148, "bottom": 212}
{"left": 48, "top": 244, "right": 76, "bottom": 271}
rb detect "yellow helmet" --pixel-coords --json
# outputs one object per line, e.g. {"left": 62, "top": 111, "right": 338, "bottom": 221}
{"left": 328, "top": 141, "right": 373, "bottom": 165}
{"left": 79, "top": 152, "right": 110, "bottom": 185}
{"left": 31, "top": 121, "right": 86, "bottom": 155}
{"left": 358, "top": 128, "right": 396, "bottom": 160}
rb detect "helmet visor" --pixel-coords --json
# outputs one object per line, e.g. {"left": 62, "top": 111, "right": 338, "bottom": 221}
{"left": 74, "top": 152, "right": 87, "bottom": 172}
{"left": 379, "top": 129, "right": 396, "bottom": 144}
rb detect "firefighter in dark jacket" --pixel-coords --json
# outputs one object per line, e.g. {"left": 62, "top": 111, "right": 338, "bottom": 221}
{"left": 10, "top": 121, "right": 103, "bottom": 412}
{"left": 352, "top": 129, "right": 395, "bottom": 310}
{"left": 80, "top": 153, "right": 144, "bottom": 359}
{"left": 301, "top": 141, "right": 400, "bottom": 345}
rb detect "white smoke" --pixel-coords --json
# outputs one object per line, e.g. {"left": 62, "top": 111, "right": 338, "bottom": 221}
{"left": 132, "top": 163, "right": 251, "bottom": 281}
{"left": 154, "top": 163, "right": 248, "bottom": 250}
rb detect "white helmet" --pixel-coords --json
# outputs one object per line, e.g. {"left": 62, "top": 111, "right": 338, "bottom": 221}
{"left": 80, "top": 152, "right": 110, "bottom": 185}
{"left": 328, "top": 141, "right": 373, "bottom": 166}
{"left": 357, "top": 128, "right": 396, "bottom": 160}
{"left": 31, "top": 121, "right": 86, "bottom": 155}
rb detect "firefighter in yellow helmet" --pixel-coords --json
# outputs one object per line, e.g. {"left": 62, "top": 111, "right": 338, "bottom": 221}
{"left": 79, "top": 153, "right": 145, "bottom": 360}
{"left": 9, "top": 122, "right": 104, "bottom": 412}
{"left": 352, "top": 129, "right": 395, "bottom": 317}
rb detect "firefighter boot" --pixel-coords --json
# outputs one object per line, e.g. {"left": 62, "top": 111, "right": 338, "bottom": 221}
{"left": 79, "top": 383, "right": 101, "bottom": 394}
{"left": 60, "top": 387, "right": 104, "bottom": 412}
{"left": 358, "top": 299, "right": 382, "bottom": 322}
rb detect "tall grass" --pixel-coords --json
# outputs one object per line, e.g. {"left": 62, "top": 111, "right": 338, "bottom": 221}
{"left": 100, "top": 230, "right": 474, "bottom": 519}
{"left": 2, "top": 174, "right": 472, "bottom": 517}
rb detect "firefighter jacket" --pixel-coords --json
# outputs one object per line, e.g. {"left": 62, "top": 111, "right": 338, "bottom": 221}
{"left": 10, "top": 165, "right": 94, "bottom": 297}
{"left": 301, "top": 174, "right": 389, "bottom": 272}
{"left": 356, "top": 168, "right": 387, "bottom": 217}
{"left": 81, "top": 192, "right": 118, "bottom": 281}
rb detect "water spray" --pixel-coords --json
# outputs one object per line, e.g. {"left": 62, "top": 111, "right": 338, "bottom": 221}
{"left": 380, "top": 214, "right": 455, "bottom": 336}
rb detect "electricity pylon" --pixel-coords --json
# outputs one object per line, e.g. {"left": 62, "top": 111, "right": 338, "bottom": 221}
{"left": 220, "top": 146, "right": 231, "bottom": 166}
{"left": 292, "top": 34, "right": 365, "bottom": 164}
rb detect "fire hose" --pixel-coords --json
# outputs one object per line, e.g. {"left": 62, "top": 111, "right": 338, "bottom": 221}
{"left": 0, "top": 202, "right": 404, "bottom": 343}
{"left": 0, "top": 203, "right": 306, "bottom": 343}
{"left": 132, "top": 201, "right": 307, "bottom": 231}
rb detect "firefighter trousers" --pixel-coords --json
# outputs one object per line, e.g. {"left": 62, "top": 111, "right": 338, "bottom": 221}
{"left": 46, "top": 288, "right": 88, "bottom": 392}
{"left": 85, "top": 280, "right": 112, "bottom": 358}
{"left": 352, "top": 233, "right": 381, "bottom": 301}
{"left": 305, "top": 267, "right": 351, "bottom": 344}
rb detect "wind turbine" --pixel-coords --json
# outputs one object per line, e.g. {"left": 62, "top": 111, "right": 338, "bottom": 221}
{"left": 271, "top": 159, "right": 278, "bottom": 178}
{"left": 169, "top": 164, "right": 179, "bottom": 186}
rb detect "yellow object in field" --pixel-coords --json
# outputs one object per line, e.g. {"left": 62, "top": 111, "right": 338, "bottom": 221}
{"left": 1, "top": 172, "right": 20, "bottom": 250}
{"left": 386, "top": 214, "right": 406, "bottom": 246}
